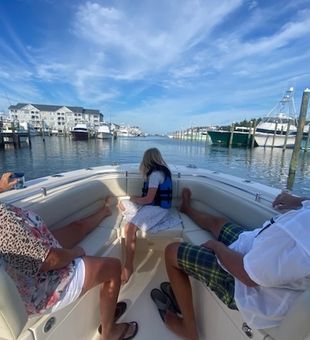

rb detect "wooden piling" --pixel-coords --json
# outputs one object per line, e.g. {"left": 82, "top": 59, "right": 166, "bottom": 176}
{"left": 271, "top": 122, "right": 278, "bottom": 148}
{"left": 228, "top": 124, "right": 235, "bottom": 147}
{"left": 282, "top": 121, "right": 291, "bottom": 152}
{"left": 304, "top": 124, "right": 310, "bottom": 151}
{"left": 287, "top": 88, "right": 310, "bottom": 190}
{"left": 251, "top": 120, "right": 257, "bottom": 149}
{"left": 27, "top": 123, "right": 32, "bottom": 148}
{"left": 0, "top": 117, "right": 4, "bottom": 149}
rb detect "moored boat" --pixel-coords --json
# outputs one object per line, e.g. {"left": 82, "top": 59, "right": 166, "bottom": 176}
{"left": 1, "top": 164, "right": 309, "bottom": 340}
{"left": 208, "top": 127, "right": 258, "bottom": 147}
{"left": 96, "top": 123, "right": 113, "bottom": 139}
{"left": 71, "top": 123, "right": 89, "bottom": 140}
{"left": 254, "top": 88, "right": 297, "bottom": 147}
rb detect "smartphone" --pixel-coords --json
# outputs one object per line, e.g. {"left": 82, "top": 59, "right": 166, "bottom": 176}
{"left": 10, "top": 173, "right": 25, "bottom": 189}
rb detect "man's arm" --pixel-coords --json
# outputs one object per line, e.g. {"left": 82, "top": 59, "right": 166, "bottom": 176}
{"left": 203, "top": 240, "right": 258, "bottom": 287}
{"left": 40, "top": 246, "right": 85, "bottom": 271}
{"left": 272, "top": 192, "right": 309, "bottom": 211}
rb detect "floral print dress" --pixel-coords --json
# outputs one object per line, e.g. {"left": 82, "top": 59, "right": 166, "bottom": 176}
{"left": 0, "top": 203, "right": 76, "bottom": 315}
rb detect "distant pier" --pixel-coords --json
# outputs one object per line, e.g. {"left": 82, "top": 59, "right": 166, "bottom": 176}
{"left": 0, "top": 130, "right": 32, "bottom": 149}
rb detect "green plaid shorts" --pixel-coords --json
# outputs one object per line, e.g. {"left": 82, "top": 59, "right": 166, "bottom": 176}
{"left": 177, "top": 223, "right": 248, "bottom": 310}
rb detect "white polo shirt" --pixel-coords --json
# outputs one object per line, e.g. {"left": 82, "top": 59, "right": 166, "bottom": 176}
{"left": 228, "top": 201, "right": 310, "bottom": 329}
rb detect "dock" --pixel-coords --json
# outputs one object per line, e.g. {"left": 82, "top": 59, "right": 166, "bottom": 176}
{"left": 0, "top": 131, "right": 32, "bottom": 149}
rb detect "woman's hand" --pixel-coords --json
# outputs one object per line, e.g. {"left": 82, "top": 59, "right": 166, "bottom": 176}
{"left": 0, "top": 173, "right": 18, "bottom": 193}
{"left": 41, "top": 246, "right": 85, "bottom": 271}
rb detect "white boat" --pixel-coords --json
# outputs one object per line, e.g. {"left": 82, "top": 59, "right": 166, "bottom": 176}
{"left": 19, "top": 122, "right": 38, "bottom": 136}
{"left": 254, "top": 88, "right": 297, "bottom": 147}
{"left": 0, "top": 164, "right": 309, "bottom": 340}
{"left": 117, "top": 126, "right": 144, "bottom": 137}
{"left": 71, "top": 123, "right": 90, "bottom": 140}
{"left": 96, "top": 123, "right": 113, "bottom": 139}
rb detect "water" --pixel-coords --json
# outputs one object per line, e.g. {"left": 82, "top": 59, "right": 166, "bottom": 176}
{"left": 1, "top": 136, "right": 309, "bottom": 196}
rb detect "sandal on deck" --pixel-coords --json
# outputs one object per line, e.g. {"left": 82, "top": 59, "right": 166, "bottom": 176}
{"left": 160, "top": 281, "right": 181, "bottom": 314}
{"left": 150, "top": 288, "right": 177, "bottom": 322}
{"left": 114, "top": 301, "right": 127, "bottom": 322}
{"left": 121, "top": 321, "right": 138, "bottom": 340}
{"left": 98, "top": 301, "right": 127, "bottom": 334}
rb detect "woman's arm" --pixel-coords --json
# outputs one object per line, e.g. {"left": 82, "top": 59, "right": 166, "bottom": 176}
{"left": 203, "top": 240, "right": 258, "bottom": 287}
{"left": 40, "top": 246, "right": 85, "bottom": 271}
{"left": 130, "top": 187, "right": 158, "bottom": 205}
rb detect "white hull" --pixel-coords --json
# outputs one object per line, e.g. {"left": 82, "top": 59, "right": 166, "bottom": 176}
{"left": 96, "top": 132, "right": 113, "bottom": 139}
{"left": 254, "top": 133, "right": 296, "bottom": 147}
{"left": 1, "top": 164, "right": 308, "bottom": 340}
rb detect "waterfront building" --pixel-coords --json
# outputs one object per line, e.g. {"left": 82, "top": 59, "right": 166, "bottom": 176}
{"left": 8, "top": 103, "right": 103, "bottom": 134}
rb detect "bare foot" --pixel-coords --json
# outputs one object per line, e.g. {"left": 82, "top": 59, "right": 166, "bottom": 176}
{"left": 101, "top": 321, "right": 138, "bottom": 340}
{"left": 104, "top": 195, "right": 113, "bottom": 207}
{"left": 165, "top": 311, "right": 187, "bottom": 338}
{"left": 101, "top": 196, "right": 113, "bottom": 217}
{"left": 165, "top": 310, "right": 198, "bottom": 339}
{"left": 118, "top": 200, "right": 125, "bottom": 212}
{"left": 179, "top": 188, "right": 192, "bottom": 213}
{"left": 121, "top": 266, "right": 133, "bottom": 284}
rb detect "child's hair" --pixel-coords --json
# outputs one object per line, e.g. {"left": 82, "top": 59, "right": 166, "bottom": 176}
{"left": 139, "top": 148, "right": 168, "bottom": 177}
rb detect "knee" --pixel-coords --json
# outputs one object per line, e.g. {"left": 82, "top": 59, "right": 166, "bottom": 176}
{"left": 100, "top": 257, "right": 121, "bottom": 278}
{"left": 125, "top": 223, "right": 137, "bottom": 235}
{"left": 165, "top": 242, "right": 180, "bottom": 266}
{"left": 110, "top": 257, "right": 122, "bottom": 275}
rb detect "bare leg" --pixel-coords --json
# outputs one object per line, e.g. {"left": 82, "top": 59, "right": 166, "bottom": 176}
{"left": 82, "top": 256, "right": 136, "bottom": 340}
{"left": 165, "top": 242, "right": 198, "bottom": 340}
{"left": 52, "top": 197, "right": 112, "bottom": 248}
{"left": 121, "top": 222, "right": 137, "bottom": 283}
{"left": 180, "top": 188, "right": 228, "bottom": 239}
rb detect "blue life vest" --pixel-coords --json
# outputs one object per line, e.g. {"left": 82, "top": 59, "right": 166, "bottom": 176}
{"left": 141, "top": 165, "right": 172, "bottom": 209}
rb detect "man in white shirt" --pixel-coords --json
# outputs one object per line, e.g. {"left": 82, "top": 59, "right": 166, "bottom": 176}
{"left": 162, "top": 189, "right": 310, "bottom": 340}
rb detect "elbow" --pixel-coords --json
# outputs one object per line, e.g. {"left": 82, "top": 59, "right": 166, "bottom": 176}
{"left": 242, "top": 276, "right": 258, "bottom": 287}
{"left": 245, "top": 280, "right": 258, "bottom": 288}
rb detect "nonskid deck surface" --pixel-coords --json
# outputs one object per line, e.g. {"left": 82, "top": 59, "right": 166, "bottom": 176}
{"left": 91, "top": 246, "right": 180, "bottom": 340}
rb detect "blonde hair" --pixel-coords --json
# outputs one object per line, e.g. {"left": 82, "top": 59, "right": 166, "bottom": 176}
{"left": 139, "top": 148, "right": 168, "bottom": 177}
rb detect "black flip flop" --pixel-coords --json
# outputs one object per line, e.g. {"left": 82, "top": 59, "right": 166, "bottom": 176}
{"left": 122, "top": 321, "right": 139, "bottom": 340}
{"left": 160, "top": 281, "right": 181, "bottom": 314}
{"left": 98, "top": 301, "right": 127, "bottom": 334}
{"left": 150, "top": 288, "right": 176, "bottom": 322}
{"left": 114, "top": 301, "right": 127, "bottom": 322}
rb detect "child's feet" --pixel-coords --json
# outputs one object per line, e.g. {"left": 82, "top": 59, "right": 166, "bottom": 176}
{"left": 121, "top": 265, "right": 133, "bottom": 284}
{"left": 179, "top": 188, "right": 192, "bottom": 214}
{"left": 102, "top": 196, "right": 113, "bottom": 217}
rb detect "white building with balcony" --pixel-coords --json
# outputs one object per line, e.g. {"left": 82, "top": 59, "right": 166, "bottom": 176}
{"left": 8, "top": 103, "right": 103, "bottom": 134}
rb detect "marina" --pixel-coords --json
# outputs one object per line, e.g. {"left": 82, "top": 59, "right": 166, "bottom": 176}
{"left": 1, "top": 135, "right": 309, "bottom": 197}
{"left": 1, "top": 2, "right": 310, "bottom": 339}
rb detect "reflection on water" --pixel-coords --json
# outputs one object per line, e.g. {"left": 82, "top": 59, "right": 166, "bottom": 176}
{"left": 0, "top": 136, "right": 309, "bottom": 196}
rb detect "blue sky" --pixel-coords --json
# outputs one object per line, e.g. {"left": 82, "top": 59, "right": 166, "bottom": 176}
{"left": 0, "top": 0, "right": 309, "bottom": 134}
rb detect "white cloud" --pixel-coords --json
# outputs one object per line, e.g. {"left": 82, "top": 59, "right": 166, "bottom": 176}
{"left": 0, "top": 0, "right": 309, "bottom": 133}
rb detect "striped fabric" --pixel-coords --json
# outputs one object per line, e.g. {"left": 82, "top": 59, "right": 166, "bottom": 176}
{"left": 177, "top": 223, "right": 248, "bottom": 310}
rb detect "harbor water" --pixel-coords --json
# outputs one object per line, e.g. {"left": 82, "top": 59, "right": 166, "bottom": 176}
{"left": 0, "top": 136, "right": 309, "bottom": 196}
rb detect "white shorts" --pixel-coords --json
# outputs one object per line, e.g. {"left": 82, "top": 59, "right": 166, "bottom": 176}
{"left": 50, "top": 258, "right": 85, "bottom": 313}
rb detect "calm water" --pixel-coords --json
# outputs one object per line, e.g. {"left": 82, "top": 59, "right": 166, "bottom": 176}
{"left": 1, "top": 136, "right": 309, "bottom": 196}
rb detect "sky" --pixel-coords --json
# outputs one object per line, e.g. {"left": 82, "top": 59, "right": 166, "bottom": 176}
{"left": 0, "top": 0, "right": 310, "bottom": 134}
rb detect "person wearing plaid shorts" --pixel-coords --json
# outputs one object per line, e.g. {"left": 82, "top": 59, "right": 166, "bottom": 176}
{"left": 163, "top": 188, "right": 310, "bottom": 340}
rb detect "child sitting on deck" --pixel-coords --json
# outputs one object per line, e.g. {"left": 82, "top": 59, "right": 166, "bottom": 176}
{"left": 119, "top": 148, "right": 180, "bottom": 283}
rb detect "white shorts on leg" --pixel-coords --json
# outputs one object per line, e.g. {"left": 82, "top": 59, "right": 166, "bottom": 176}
{"left": 50, "top": 258, "right": 85, "bottom": 313}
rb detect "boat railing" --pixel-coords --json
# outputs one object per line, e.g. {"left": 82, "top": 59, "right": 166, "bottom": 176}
{"left": 4, "top": 168, "right": 277, "bottom": 207}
